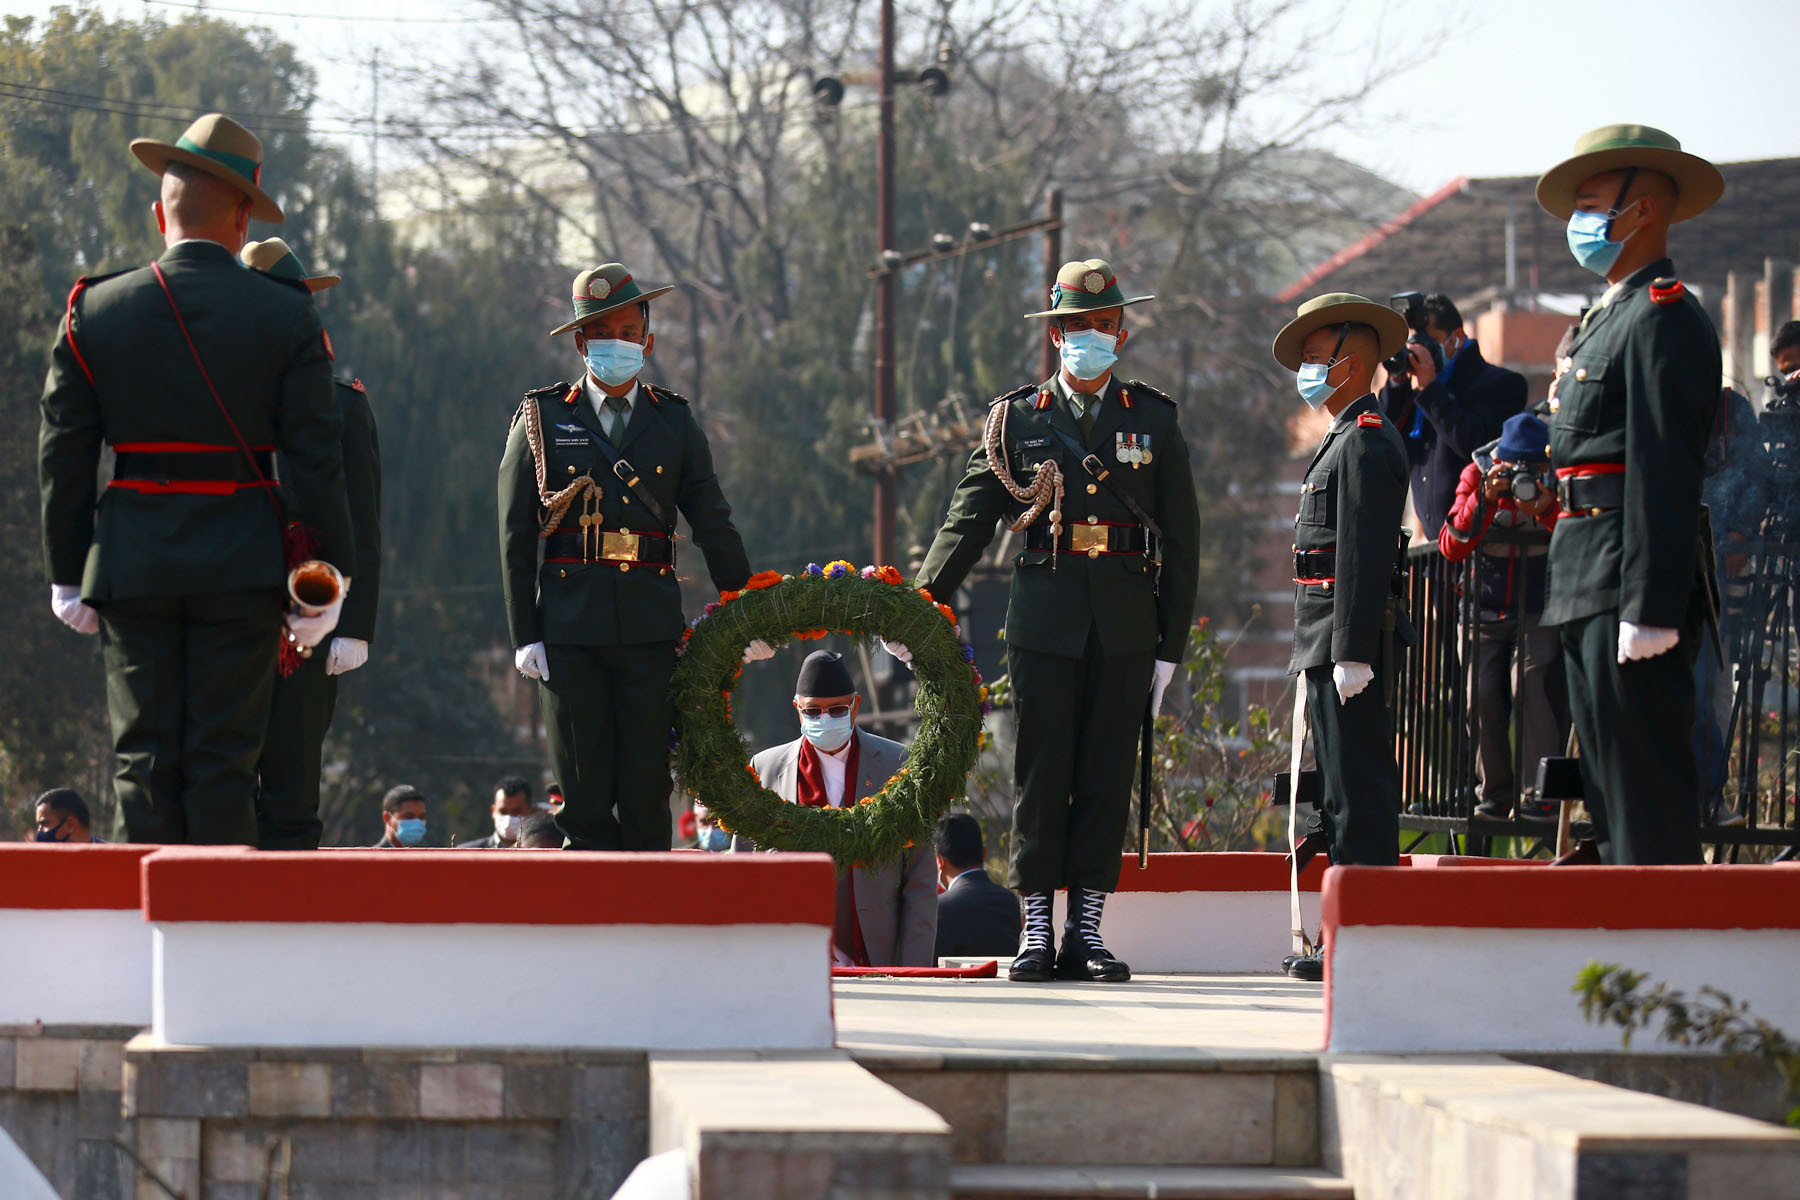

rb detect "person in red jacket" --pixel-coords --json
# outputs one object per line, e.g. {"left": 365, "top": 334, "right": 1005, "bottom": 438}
{"left": 1438, "top": 413, "right": 1569, "bottom": 820}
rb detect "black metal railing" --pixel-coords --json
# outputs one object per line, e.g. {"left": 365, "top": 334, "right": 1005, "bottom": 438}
{"left": 1727, "top": 538, "right": 1800, "bottom": 843}
{"left": 1393, "top": 544, "right": 1479, "bottom": 821}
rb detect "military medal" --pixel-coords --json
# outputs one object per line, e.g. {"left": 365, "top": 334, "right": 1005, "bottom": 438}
{"left": 1115, "top": 432, "right": 1131, "bottom": 464}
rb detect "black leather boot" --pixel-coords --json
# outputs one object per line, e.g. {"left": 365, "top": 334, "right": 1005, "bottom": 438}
{"left": 1055, "top": 887, "right": 1130, "bottom": 982}
{"left": 1009, "top": 892, "right": 1056, "bottom": 982}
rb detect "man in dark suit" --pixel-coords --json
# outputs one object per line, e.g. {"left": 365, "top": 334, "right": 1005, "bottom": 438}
{"left": 931, "top": 813, "right": 1021, "bottom": 961}
{"left": 1379, "top": 294, "right": 1526, "bottom": 538}
{"left": 909, "top": 258, "right": 1200, "bottom": 983}
{"left": 498, "top": 263, "right": 757, "bottom": 851}
{"left": 39, "top": 113, "right": 354, "bottom": 845}
{"left": 243, "top": 238, "right": 382, "bottom": 850}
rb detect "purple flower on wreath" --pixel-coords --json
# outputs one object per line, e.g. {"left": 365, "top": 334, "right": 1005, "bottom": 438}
{"left": 804, "top": 562, "right": 824, "bottom": 577}
{"left": 702, "top": 602, "right": 721, "bottom": 616}
{"left": 961, "top": 643, "right": 976, "bottom": 663}
{"left": 825, "top": 562, "right": 849, "bottom": 579}
{"left": 860, "top": 565, "right": 878, "bottom": 579}
{"left": 980, "top": 700, "right": 994, "bottom": 716}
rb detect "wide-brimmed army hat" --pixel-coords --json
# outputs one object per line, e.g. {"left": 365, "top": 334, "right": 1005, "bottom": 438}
{"left": 549, "top": 263, "right": 676, "bottom": 337}
{"left": 131, "top": 113, "right": 283, "bottom": 223}
{"left": 1023, "top": 258, "right": 1154, "bottom": 319}
{"left": 241, "top": 238, "right": 339, "bottom": 292}
{"left": 1535, "top": 124, "right": 1723, "bottom": 223}
{"left": 1271, "top": 293, "right": 1409, "bottom": 372}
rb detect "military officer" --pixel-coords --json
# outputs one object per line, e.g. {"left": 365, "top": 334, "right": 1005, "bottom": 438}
{"left": 909, "top": 259, "right": 1200, "bottom": 983}
{"left": 39, "top": 114, "right": 354, "bottom": 845}
{"left": 499, "top": 263, "right": 756, "bottom": 850}
{"left": 1534, "top": 126, "right": 1724, "bottom": 865}
{"left": 243, "top": 238, "right": 382, "bottom": 850}
{"left": 1271, "top": 294, "right": 1411, "bottom": 977}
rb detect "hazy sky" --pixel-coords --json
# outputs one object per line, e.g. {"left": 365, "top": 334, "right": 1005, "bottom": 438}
{"left": 3, "top": 0, "right": 1796, "bottom": 200}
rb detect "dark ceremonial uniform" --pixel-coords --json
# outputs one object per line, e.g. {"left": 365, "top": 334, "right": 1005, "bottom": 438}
{"left": 498, "top": 378, "right": 750, "bottom": 849}
{"left": 1288, "top": 393, "right": 1408, "bottom": 866}
{"left": 1545, "top": 259, "right": 1718, "bottom": 864}
{"left": 917, "top": 374, "right": 1201, "bottom": 893}
{"left": 39, "top": 241, "right": 355, "bottom": 843}
{"left": 256, "top": 376, "right": 382, "bottom": 849}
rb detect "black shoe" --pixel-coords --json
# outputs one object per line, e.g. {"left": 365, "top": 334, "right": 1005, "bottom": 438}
{"left": 1472, "top": 802, "right": 1511, "bottom": 821}
{"left": 1008, "top": 946, "right": 1056, "bottom": 982}
{"left": 1055, "top": 937, "right": 1131, "bottom": 982}
{"left": 1285, "top": 953, "right": 1323, "bottom": 981}
{"left": 1286, "top": 830, "right": 1330, "bottom": 876}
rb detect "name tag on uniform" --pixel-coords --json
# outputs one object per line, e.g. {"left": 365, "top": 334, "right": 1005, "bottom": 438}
{"left": 1015, "top": 437, "right": 1051, "bottom": 450}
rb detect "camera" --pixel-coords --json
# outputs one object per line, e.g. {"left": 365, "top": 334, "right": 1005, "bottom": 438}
{"left": 1385, "top": 291, "right": 1445, "bottom": 384}
{"left": 1766, "top": 372, "right": 1800, "bottom": 404}
{"left": 1508, "top": 465, "right": 1543, "bottom": 503}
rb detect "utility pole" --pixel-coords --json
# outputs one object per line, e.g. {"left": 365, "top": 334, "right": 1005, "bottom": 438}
{"left": 1039, "top": 187, "right": 1063, "bottom": 381}
{"left": 872, "top": 0, "right": 898, "bottom": 567}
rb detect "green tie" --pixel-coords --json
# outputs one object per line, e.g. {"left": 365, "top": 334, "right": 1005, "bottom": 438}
{"left": 604, "top": 394, "right": 629, "bottom": 444}
{"left": 1073, "top": 392, "right": 1098, "bottom": 440}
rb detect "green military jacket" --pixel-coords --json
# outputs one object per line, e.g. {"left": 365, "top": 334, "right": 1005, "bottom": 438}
{"left": 39, "top": 241, "right": 354, "bottom": 601}
{"left": 1545, "top": 258, "right": 1719, "bottom": 629}
{"left": 317, "top": 377, "right": 380, "bottom": 642}
{"left": 916, "top": 374, "right": 1200, "bottom": 662}
{"left": 498, "top": 377, "right": 751, "bottom": 647}
{"left": 1287, "top": 394, "right": 1408, "bottom": 674}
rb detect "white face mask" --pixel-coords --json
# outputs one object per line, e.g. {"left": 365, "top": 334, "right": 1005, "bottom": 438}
{"left": 494, "top": 812, "right": 522, "bottom": 843}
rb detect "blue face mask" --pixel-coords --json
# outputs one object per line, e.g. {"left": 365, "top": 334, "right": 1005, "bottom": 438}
{"left": 1295, "top": 360, "right": 1341, "bottom": 409}
{"left": 1565, "top": 198, "right": 1643, "bottom": 277}
{"left": 1057, "top": 328, "right": 1119, "bottom": 380}
{"left": 800, "top": 712, "right": 855, "bottom": 753}
{"left": 35, "top": 819, "right": 69, "bottom": 843}
{"left": 698, "top": 825, "right": 730, "bottom": 851}
{"left": 395, "top": 818, "right": 427, "bottom": 847}
{"left": 584, "top": 338, "right": 645, "bottom": 387}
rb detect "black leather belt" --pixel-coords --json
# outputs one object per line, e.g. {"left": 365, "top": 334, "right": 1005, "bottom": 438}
{"left": 1294, "top": 547, "right": 1335, "bottom": 580}
{"left": 1556, "top": 472, "right": 1626, "bottom": 515}
{"left": 114, "top": 448, "right": 273, "bottom": 483}
{"left": 544, "top": 528, "right": 672, "bottom": 563}
{"left": 1025, "top": 521, "right": 1147, "bottom": 557}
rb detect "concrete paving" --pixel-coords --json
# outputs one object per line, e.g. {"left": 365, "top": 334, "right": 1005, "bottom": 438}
{"left": 833, "top": 973, "right": 1325, "bottom": 1068}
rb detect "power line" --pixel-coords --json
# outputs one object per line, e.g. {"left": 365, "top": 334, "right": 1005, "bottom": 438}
{"left": 142, "top": 0, "right": 504, "bottom": 23}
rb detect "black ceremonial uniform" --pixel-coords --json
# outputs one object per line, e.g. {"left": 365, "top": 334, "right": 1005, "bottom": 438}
{"left": 1288, "top": 392, "right": 1407, "bottom": 866}
{"left": 1546, "top": 259, "right": 1718, "bottom": 864}
{"left": 917, "top": 374, "right": 1201, "bottom": 892}
{"left": 499, "top": 377, "right": 751, "bottom": 849}
{"left": 256, "top": 376, "right": 382, "bottom": 849}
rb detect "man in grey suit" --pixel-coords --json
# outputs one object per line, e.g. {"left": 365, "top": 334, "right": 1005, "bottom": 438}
{"left": 737, "top": 651, "right": 937, "bottom": 967}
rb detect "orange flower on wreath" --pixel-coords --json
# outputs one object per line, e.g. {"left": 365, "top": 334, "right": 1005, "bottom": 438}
{"left": 743, "top": 570, "right": 784, "bottom": 592}
{"left": 719, "top": 590, "right": 741, "bottom": 603}
{"left": 935, "top": 603, "right": 956, "bottom": 625}
{"left": 916, "top": 587, "right": 934, "bottom": 604}
{"left": 794, "top": 629, "right": 828, "bottom": 640}
{"left": 876, "top": 565, "right": 904, "bottom": 586}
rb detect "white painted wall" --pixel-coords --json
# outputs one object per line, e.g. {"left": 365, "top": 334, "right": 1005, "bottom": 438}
{"left": 1051, "top": 890, "right": 1322, "bottom": 973}
{"left": 152, "top": 922, "right": 834, "bottom": 1049}
{"left": 0, "top": 909, "right": 152, "bottom": 1026}
{"left": 1328, "top": 926, "right": 1800, "bottom": 1053}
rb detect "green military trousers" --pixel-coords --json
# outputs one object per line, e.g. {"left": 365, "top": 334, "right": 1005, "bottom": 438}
{"left": 1008, "top": 636, "right": 1154, "bottom": 893}
{"left": 99, "top": 588, "right": 284, "bottom": 844}
{"left": 254, "top": 649, "right": 339, "bottom": 850}
{"left": 541, "top": 640, "right": 678, "bottom": 850}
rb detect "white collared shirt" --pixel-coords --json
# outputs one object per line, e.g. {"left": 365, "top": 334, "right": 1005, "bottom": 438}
{"left": 815, "top": 736, "right": 854, "bottom": 807}
{"left": 582, "top": 375, "right": 642, "bottom": 430}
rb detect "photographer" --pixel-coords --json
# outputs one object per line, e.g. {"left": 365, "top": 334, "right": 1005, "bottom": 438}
{"left": 1380, "top": 294, "right": 1527, "bottom": 537}
{"left": 1438, "top": 414, "right": 1567, "bottom": 820}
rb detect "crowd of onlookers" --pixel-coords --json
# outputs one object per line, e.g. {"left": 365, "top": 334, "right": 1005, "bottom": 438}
{"left": 1382, "top": 298, "right": 1793, "bottom": 827}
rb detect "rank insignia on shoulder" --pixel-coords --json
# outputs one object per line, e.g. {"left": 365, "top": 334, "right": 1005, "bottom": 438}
{"left": 1357, "top": 412, "right": 1383, "bottom": 428}
{"left": 350, "top": 378, "right": 366, "bottom": 393}
{"left": 1649, "top": 277, "right": 1685, "bottom": 305}
{"left": 992, "top": 383, "right": 1037, "bottom": 408}
{"left": 1035, "top": 389, "right": 1052, "bottom": 411}
{"left": 1124, "top": 378, "right": 1173, "bottom": 404}
{"left": 644, "top": 383, "right": 689, "bottom": 405}
{"left": 1119, "top": 388, "right": 1133, "bottom": 410}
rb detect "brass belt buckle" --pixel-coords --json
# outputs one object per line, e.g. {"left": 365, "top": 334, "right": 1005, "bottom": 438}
{"left": 1069, "top": 525, "right": 1108, "bottom": 556}
{"left": 601, "top": 531, "right": 642, "bottom": 561}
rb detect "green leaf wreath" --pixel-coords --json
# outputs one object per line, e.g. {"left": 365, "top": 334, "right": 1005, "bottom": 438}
{"left": 669, "top": 561, "right": 988, "bottom": 869}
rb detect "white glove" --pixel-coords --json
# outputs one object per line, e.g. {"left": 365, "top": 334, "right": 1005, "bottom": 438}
{"left": 324, "top": 637, "right": 368, "bottom": 676}
{"left": 1333, "top": 661, "right": 1373, "bottom": 704}
{"left": 50, "top": 584, "right": 99, "bottom": 635}
{"left": 881, "top": 638, "right": 913, "bottom": 666}
{"left": 515, "top": 642, "right": 550, "bottom": 681}
{"left": 831, "top": 944, "right": 855, "bottom": 968}
{"left": 285, "top": 598, "right": 346, "bottom": 653}
{"left": 742, "top": 638, "right": 775, "bottom": 664}
{"left": 1618, "top": 621, "right": 1679, "bottom": 665}
{"left": 1149, "top": 660, "right": 1177, "bottom": 719}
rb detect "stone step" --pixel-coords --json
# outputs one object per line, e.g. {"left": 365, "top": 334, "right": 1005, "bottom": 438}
{"left": 950, "top": 1164, "right": 1354, "bottom": 1198}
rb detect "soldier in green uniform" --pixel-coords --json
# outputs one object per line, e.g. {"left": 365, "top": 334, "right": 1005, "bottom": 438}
{"left": 499, "top": 263, "right": 757, "bottom": 850}
{"left": 1534, "top": 125, "right": 1725, "bottom": 864}
{"left": 243, "top": 238, "right": 382, "bottom": 850}
{"left": 38, "top": 114, "right": 354, "bottom": 844}
{"left": 909, "top": 259, "right": 1200, "bottom": 982}
{"left": 1270, "top": 295, "right": 1412, "bottom": 978}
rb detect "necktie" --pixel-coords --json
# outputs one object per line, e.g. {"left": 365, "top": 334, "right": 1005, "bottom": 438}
{"left": 1073, "top": 392, "right": 1097, "bottom": 440}
{"left": 604, "top": 394, "right": 628, "bottom": 444}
